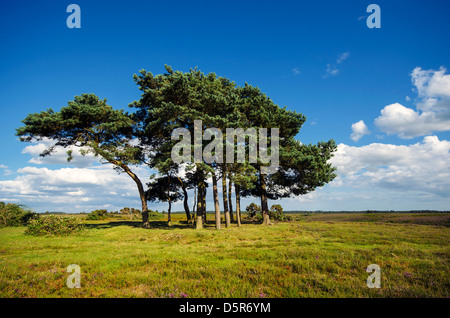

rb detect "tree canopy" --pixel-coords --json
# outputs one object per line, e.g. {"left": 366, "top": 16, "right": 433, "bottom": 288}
{"left": 17, "top": 66, "right": 337, "bottom": 229}
{"left": 16, "top": 94, "right": 152, "bottom": 227}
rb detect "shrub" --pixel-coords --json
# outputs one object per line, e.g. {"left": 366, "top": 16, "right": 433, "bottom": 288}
{"left": 268, "top": 204, "right": 284, "bottom": 221}
{"left": 244, "top": 203, "right": 291, "bottom": 222}
{"left": 148, "top": 210, "right": 162, "bottom": 220}
{"left": 245, "top": 203, "right": 261, "bottom": 218}
{"left": 0, "top": 202, "right": 35, "bottom": 227}
{"left": 269, "top": 204, "right": 293, "bottom": 221}
{"left": 25, "top": 215, "right": 84, "bottom": 236}
{"left": 120, "top": 207, "right": 142, "bottom": 220}
{"left": 86, "top": 209, "right": 109, "bottom": 220}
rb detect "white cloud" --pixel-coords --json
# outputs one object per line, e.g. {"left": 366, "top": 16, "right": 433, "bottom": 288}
{"left": 291, "top": 67, "right": 301, "bottom": 75}
{"left": 374, "top": 67, "right": 450, "bottom": 138}
{"left": 0, "top": 164, "right": 151, "bottom": 212}
{"left": 0, "top": 164, "right": 12, "bottom": 176}
{"left": 350, "top": 120, "right": 370, "bottom": 141}
{"left": 323, "top": 52, "right": 350, "bottom": 78}
{"left": 336, "top": 52, "right": 350, "bottom": 64}
{"left": 21, "top": 138, "right": 97, "bottom": 167}
{"left": 324, "top": 64, "right": 339, "bottom": 77}
{"left": 330, "top": 136, "right": 450, "bottom": 197}
{"left": 374, "top": 102, "right": 450, "bottom": 139}
{"left": 412, "top": 66, "right": 450, "bottom": 111}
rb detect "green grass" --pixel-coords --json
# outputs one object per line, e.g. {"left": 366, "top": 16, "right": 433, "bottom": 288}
{"left": 0, "top": 213, "right": 449, "bottom": 298}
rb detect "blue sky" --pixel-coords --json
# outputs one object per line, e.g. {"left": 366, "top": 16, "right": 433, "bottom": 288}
{"left": 1, "top": 0, "right": 449, "bottom": 212}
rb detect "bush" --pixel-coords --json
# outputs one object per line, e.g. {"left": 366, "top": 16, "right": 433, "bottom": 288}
{"left": 120, "top": 207, "right": 141, "bottom": 220}
{"left": 268, "top": 204, "right": 293, "bottom": 221}
{"left": 245, "top": 203, "right": 261, "bottom": 218}
{"left": 147, "top": 210, "right": 162, "bottom": 220}
{"left": 0, "top": 202, "right": 35, "bottom": 227}
{"left": 25, "top": 215, "right": 84, "bottom": 236}
{"left": 86, "top": 209, "right": 109, "bottom": 220}
{"left": 268, "top": 204, "right": 284, "bottom": 221}
{"left": 244, "top": 203, "right": 291, "bottom": 222}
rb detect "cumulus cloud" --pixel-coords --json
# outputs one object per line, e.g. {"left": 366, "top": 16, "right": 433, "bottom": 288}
{"left": 350, "top": 120, "right": 370, "bottom": 141}
{"left": 21, "top": 138, "right": 97, "bottom": 167}
{"left": 330, "top": 136, "right": 450, "bottom": 197}
{"left": 412, "top": 66, "right": 450, "bottom": 111}
{"left": 0, "top": 164, "right": 151, "bottom": 212}
{"left": 374, "top": 66, "right": 450, "bottom": 138}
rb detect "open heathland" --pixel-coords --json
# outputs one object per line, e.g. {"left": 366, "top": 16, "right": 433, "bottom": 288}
{"left": 0, "top": 212, "right": 448, "bottom": 298}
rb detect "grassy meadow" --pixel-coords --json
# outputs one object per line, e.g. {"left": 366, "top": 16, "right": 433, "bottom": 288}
{"left": 0, "top": 212, "right": 449, "bottom": 298}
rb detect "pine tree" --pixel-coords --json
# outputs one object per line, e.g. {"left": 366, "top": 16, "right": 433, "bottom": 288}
{"left": 16, "top": 94, "right": 153, "bottom": 228}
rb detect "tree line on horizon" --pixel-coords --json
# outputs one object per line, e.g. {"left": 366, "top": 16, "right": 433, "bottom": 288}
{"left": 16, "top": 65, "right": 337, "bottom": 230}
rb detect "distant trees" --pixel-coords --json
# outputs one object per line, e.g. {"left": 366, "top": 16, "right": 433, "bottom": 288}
{"left": 16, "top": 65, "right": 337, "bottom": 229}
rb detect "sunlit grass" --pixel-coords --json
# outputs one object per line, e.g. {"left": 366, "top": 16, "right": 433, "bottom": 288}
{"left": 0, "top": 213, "right": 449, "bottom": 298}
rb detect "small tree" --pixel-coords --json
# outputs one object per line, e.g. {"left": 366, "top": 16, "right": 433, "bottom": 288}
{"left": 245, "top": 203, "right": 261, "bottom": 218}
{"left": 268, "top": 204, "right": 285, "bottom": 221}
{"left": 146, "top": 175, "right": 182, "bottom": 226}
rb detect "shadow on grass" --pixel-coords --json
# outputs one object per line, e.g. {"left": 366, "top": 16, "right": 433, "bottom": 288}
{"left": 84, "top": 220, "right": 189, "bottom": 230}
{"left": 84, "top": 218, "right": 260, "bottom": 230}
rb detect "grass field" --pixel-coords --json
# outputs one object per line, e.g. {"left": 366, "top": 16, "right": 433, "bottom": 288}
{"left": 0, "top": 212, "right": 449, "bottom": 298}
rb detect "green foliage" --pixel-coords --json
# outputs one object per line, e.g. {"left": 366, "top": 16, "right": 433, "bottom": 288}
{"left": 86, "top": 209, "right": 109, "bottom": 220}
{"left": 0, "top": 202, "right": 35, "bottom": 227}
{"left": 25, "top": 214, "right": 84, "bottom": 236}
{"left": 146, "top": 176, "right": 182, "bottom": 205}
{"left": 147, "top": 210, "right": 163, "bottom": 220}
{"left": 16, "top": 67, "right": 338, "bottom": 228}
{"left": 16, "top": 94, "right": 150, "bottom": 225}
{"left": 120, "top": 207, "right": 143, "bottom": 220}
{"left": 244, "top": 203, "right": 290, "bottom": 222}
{"left": 245, "top": 203, "right": 261, "bottom": 218}
{"left": 268, "top": 204, "right": 292, "bottom": 221}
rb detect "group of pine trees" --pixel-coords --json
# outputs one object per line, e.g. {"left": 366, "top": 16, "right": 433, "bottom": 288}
{"left": 16, "top": 65, "right": 337, "bottom": 229}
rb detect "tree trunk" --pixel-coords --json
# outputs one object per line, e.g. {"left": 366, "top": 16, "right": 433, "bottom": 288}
{"left": 228, "top": 174, "right": 234, "bottom": 222}
{"left": 202, "top": 187, "right": 207, "bottom": 225}
{"left": 119, "top": 162, "right": 150, "bottom": 228}
{"left": 222, "top": 168, "right": 230, "bottom": 227}
{"left": 259, "top": 169, "right": 270, "bottom": 226}
{"left": 178, "top": 177, "right": 191, "bottom": 222}
{"left": 192, "top": 183, "right": 197, "bottom": 223}
{"left": 167, "top": 195, "right": 172, "bottom": 227}
{"left": 212, "top": 172, "right": 221, "bottom": 230}
{"left": 167, "top": 176, "right": 172, "bottom": 226}
{"left": 235, "top": 184, "right": 241, "bottom": 227}
{"left": 196, "top": 179, "right": 204, "bottom": 229}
